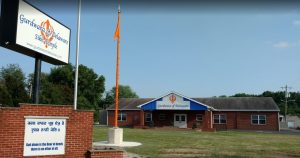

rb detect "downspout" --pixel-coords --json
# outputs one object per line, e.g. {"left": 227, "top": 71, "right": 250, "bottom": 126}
{"left": 277, "top": 112, "right": 280, "bottom": 131}
{"left": 106, "top": 110, "right": 108, "bottom": 126}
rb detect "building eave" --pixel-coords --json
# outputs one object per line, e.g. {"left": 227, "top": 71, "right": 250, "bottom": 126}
{"left": 213, "top": 109, "right": 280, "bottom": 112}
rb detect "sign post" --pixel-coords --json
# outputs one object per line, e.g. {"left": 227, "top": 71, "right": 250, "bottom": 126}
{"left": 33, "top": 57, "right": 42, "bottom": 103}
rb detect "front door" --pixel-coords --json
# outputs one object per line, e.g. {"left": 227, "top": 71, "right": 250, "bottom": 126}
{"left": 174, "top": 114, "right": 187, "bottom": 128}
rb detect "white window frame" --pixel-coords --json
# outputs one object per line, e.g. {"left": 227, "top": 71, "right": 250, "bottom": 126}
{"left": 118, "top": 112, "right": 127, "bottom": 122}
{"left": 213, "top": 114, "right": 226, "bottom": 124}
{"left": 196, "top": 114, "right": 203, "bottom": 122}
{"left": 251, "top": 115, "right": 266, "bottom": 125}
{"left": 145, "top": 113, "right": 152, "bottom": 122}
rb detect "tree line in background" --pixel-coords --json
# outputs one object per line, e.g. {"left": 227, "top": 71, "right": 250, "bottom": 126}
{"left": 0, "top": 64, "right": 138, "bottom": 121}
{"left": 219, "top": 92, "right": 300, "bottom": 116}
{"left": 1, "top": 64, "right": 299, "bottom": 118}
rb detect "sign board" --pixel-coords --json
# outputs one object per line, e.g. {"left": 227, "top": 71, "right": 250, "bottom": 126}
{"left": 23, "top": 117, "right": 67, "bottom": 156}
{"left": 0, "top": 0, "right": 70, "bottom": 65}
{"left": 156, "top": 93, "right": 190, "bottom": 110}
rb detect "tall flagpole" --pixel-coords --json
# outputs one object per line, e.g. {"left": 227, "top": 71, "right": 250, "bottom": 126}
{"left": 74, "top": 0, "right": 81, "bottom": 110}
{"left": 114, "top": 5, "right": 121, "bottom": 127}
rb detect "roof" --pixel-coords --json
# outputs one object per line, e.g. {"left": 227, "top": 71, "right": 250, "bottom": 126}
{"left": 192, "top": 97, "right": 279, "bottom": 111}
{"left": 106, "top": 98, "right": 154, "bottom": 110}
{"left": 107, "top": 97, "right": 280, "bottom": 111}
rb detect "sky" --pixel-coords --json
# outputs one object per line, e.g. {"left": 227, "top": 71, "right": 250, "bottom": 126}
{"left": 1, "top": 0, "right": 300, "bottom": 98}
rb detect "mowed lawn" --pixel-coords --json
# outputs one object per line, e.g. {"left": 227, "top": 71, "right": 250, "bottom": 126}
{"left": 93, "top": 127, "right": 300, "bottom": 158}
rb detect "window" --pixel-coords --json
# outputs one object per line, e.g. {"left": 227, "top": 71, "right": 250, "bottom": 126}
{"left": 251, "top": 115, "right": 266, "bottom": 125}
{"left": 181, "top": 115, "right": 185, "bottom": 121}
{"left": 159, "top": 114, "right": 166, "bottom": 121}
{"left": 175, "top": 115, "right": 180, "bottom": 121}
{"left": 118, "top": 112, "right": 127, "bottom": 122}
{"left": 145, "top": 113, "right": 152, "bottom": 122}
{"left": 196, "top": 114, "right": 203, "bottom": 122}
{"left": 213, "top": 114, "right": 226, "bottom": 124}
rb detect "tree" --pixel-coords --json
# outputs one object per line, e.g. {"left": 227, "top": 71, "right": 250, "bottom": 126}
{"left": 101, "top": 85, "right": 138, "bottom": 109}
{"left": 231, "top": 93, "right": 257, "bottom": 97}
{"left": 231, "top": 91, "right": 300, "bottom": 117}
{"left": 48, "top": 64, "right": 74, "bottom": 87}
{"left": 27, "top": 64, "right": 105, "bottom": 110}
{"left": 0, "top": 82, "right": 13, "bottom": 106}
{"left": 77, "top": 65, "right": 105, "bottom": 109}
{"left": 0, "top": 64, "right": 29, "bottom": 106}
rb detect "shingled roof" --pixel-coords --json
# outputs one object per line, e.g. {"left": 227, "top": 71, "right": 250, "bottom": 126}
{"left": 107, "top": 97, "right": 279, "bottom": 111}
{"left": 107, "top": 98, "right": 154, "bottom": 110}
{"left": 192, "top": 97, "right": 279, "bottom": 111}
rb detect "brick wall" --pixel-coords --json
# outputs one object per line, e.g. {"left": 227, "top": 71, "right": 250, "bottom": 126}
{"left": 107, "top": 110, "right": 279, "bottom": 131}
{"left": 88, "top": 149, "right": 123, "bottom": 158}
{"left": 236, "top": 112, "right": 279, "bottom": 131}
{"left": 107, "top": 110, "right": 140, "bottom": 127}
{"left": 212, "top": 111, "right": 279, "bottom": 131}
{"left": 0, "top": 104, "right": 94, "bottom": 158}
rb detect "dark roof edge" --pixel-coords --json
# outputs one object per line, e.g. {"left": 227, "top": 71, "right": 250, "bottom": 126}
{"left": 214, "top": 109, "right": 280, "bottom": 112}
{"left": 107, "top": 109, "right": 139, "bottom": 111}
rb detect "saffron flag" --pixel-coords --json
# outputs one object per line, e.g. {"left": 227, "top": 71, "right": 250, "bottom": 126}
{"left": 114, "top": 9, "right": 120, "bottom": 40}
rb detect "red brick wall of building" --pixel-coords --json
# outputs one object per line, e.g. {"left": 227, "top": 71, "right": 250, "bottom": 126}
{"left": 0, "top": 104, "right": 94, "bottom": 158}
{"left": 107, "top": 110, "right": 140, "bottom": 127}
{"left": 107, "top": 110, "right": 279, "bottom": 131}
{"left": 212, "top": 111, "right": 279, "bottom": 131}
{"left": 236, "top": 112, "right": 279, "bottom": 131}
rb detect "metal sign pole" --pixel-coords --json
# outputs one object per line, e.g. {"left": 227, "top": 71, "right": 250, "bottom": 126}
{"left": 32, "top": 57, "right": 42, "bottom": 104}
{"left": 74, "top": 0, "right": 81, "bottom": 110}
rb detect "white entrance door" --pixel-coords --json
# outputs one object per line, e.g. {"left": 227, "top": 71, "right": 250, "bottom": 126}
{"left": 174, "top": 114, "right": 187, "bottom": 128}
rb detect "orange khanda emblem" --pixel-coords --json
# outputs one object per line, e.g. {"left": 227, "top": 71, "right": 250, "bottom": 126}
{"left": 40, "top": 19, "right": 54, "bottom": 48}
{"left": 169, "top": 94, "right": 176, "bottom": 104}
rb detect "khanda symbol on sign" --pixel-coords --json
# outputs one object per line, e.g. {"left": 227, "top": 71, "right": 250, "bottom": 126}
{"left": 40, "top": 19, "right": 54, "bottom": 48}
{"left": 169, "top": 94, "right": 176, "bottom": 104}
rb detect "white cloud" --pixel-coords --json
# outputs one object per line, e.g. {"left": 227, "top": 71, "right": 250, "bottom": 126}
{"left": 273, "top": 41, "right": 289, "bottom": 48}
{"left": 293, "top": 20, "right": 300, "bottom": 27}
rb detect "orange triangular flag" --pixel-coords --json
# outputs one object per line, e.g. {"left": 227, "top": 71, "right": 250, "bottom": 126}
{"left": 114, "top": 7, "right": 120, "bottom": 40}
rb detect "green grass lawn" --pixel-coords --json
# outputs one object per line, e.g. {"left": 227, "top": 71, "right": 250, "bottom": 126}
{"left": 93, "top": 127, "right": 300, "bottom": 158}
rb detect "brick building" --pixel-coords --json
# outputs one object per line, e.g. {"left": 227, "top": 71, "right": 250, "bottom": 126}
{"left": 107, "top": 91, "right": 280, "bottom": 131}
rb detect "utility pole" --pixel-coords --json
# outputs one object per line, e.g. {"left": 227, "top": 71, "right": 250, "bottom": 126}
{"left": 281, "top": 85, "right": 292, "bottom": 122}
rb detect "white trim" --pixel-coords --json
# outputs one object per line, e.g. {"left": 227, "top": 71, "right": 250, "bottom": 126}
{"left": 106, "top": 110, "right": 108, "bottom": 126}
{"left": 213, "top": 114, "right": 227, "bottom": 124}
{"left": 137, "top": 91, "right": 215, "bottom": 110}
{"left": 210, "top": 111, "right": 213, "bottom": 128}
{"left": 251, "top": 114, "right": 266, "bottom": 125}
{"left": 277, "top": 112, "right": 280, "bottom": 131}
{"left": 118, "top": 112, "right": 127, "bottom": 122}
{"left": 24, "top": 116, "right": 69, "bottom": 119}
{"left": 174, "top": 113, "right": 187, "bottom": 128}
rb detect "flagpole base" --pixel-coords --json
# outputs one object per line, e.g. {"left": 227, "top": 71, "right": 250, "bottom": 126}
{"left": 108, "top": 127, "right": 123, "bottom": 145}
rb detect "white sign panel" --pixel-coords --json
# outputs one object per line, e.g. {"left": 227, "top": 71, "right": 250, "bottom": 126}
{"left": 156, "top": 93, "right": 190, "bottom": 110}
{"left": 23, "top": 117, "right": 67, "bottom": 156}
{"left": 16, "top": 0, "right": 70, "bottom": 64}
